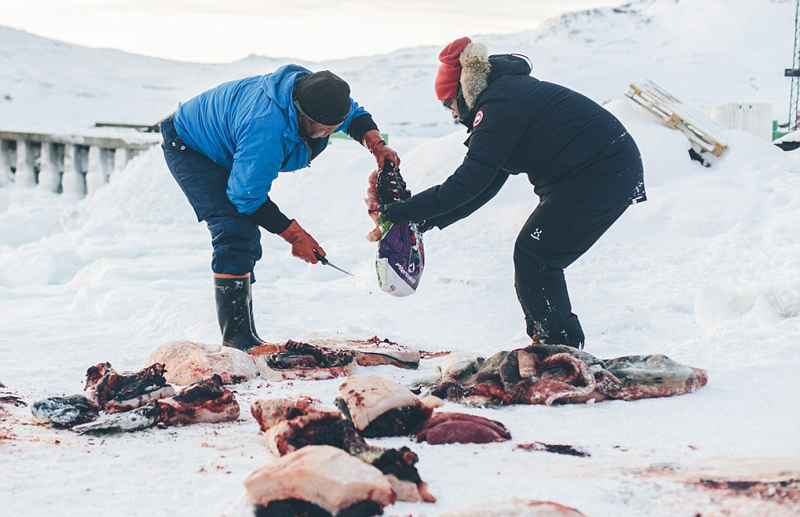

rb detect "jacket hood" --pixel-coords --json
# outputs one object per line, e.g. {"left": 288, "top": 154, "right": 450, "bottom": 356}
{"left": 488, "top": 54, "right": 533, "bottom": 82}
{"left": 459, "top": 44, "right": 532, "bottom": 109}
{"left": 459, "top": 42, "right": 491, "bottom": 109}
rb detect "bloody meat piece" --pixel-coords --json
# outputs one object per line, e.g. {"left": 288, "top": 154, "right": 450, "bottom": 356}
{"left": 266, "top": 344, "right": 354, "bottom": 370}
{"left": 84, "top": 362, "right": 176, "bottom": 412}
{"left": 364, "top": 164, "right": 411, "bottom": 243}
{"left": 33, "top": 362, "right": 177, "bottom": 427}
{"left": 157, "top": 374, "right": 240, "bottom": 425}
{"left": 415, "top": 412, "right": 511, "bottom": 445}
{"left": 430, "top": 345, "right": 707, "bottom": 406}
{"left": 147, "top": 340, "right": 260, "bottom": 385}
{"left": 252, "top": 337, "right": 420, "bottom": 370}
{"left": 251, "top": 398, "right": 344, "bottom": 455}
{"left": 244, "top": 446, "right": 395, "bottom": 517}
{"left": 336, "top": 376, "right": 432, "bottom": 438}
{"left": 253, "top": 341, "right": 357, "bottom": 381}
{"left": 73, "top": 374, "right": 239, "bottom": 435}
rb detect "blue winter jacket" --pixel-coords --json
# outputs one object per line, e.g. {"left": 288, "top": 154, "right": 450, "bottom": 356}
{"left": 173, "top": 64, "right": 369, "bottom": 215}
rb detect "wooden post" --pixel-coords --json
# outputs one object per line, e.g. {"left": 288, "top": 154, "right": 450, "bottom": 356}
{"left": 62, "top": 144, "right": 86, "bottom": 196}
{"left": 38, "top": 142, "right": 61, "bottom": 192}
{"left": 86, "top": 145, "right": 110, "bottom": 194}
{"left": 15, "top": 140, "right": 37, "bottom": 187}
{"left": 0, "top": 140, "right": 10, "bottom": 187}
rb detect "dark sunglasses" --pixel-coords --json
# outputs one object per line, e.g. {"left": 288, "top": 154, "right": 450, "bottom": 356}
{"left": 442, "top": 98, "right": 455, "bottom": 112}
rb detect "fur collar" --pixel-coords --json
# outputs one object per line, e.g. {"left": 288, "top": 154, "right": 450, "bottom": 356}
{"left": 459, "top": 42, "right": 491, "bottom": 109}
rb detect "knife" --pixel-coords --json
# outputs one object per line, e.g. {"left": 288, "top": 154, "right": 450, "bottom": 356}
{"left": 313, "top": 250, "right": 354, "bottom": 277}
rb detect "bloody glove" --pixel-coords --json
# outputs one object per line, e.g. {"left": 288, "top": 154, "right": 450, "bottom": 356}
{"left": 379, "top": 202, "right": 413, "bottom": 224}
{"left": 279, "top": 220, "right": 325, "bottom": 264}
{"left": 362, "top": 130, "right": 400, "bottom": 168}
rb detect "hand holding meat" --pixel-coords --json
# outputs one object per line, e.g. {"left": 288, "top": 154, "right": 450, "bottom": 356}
{"left": 362, "top": 129, "right": 400, "bottom": 168}
{"left": 279, "top": 219, "right": 325, "bottom": 263}
{"left": 364, "top": 163, "right": 413, "bottom": 241}
{"left": 380, "top": 202, "right": 412, "bottom": 224}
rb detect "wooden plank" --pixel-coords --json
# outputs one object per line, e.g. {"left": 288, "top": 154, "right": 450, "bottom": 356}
{"left": 626, "top": 80, "right": 728, "bottom": 157}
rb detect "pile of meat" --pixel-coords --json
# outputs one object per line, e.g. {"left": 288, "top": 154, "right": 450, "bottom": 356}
{"left": 423, "top": 344, "right": 708, "bottom": 406}
{"left": 335, "top": 375, "right": 511, "bottom": 445}
{"left": 31, "top": 363, "right": 239, "bottom": 435}
{"left": 25, "top": 337, "right": 710, "bottom": 517}
{"left": 147, "top": 337, "right": 420, "bottom": 385}
{"left": 250, "top": 396, "right": 435, "bottom": 504}
{"left": 246, "top": 375, "right": 514, "bottom": 514}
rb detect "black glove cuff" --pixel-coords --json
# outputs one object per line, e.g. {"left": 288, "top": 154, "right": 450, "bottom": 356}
{"left": 250, "top": 197, "right": 292, "bottom": 234}
{"left": 347, "top": 114, "right": 379, "bottom": 143}
{"left": 418, "top": 219, "right": 438, "bottom": 233}
{"left": 382, "top": 202, "right": 413, "bottom": 224}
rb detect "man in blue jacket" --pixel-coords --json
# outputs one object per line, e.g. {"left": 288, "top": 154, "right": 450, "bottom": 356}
{"left": 162, "top": 65, "right": 398, "bottom": 351}
{"left": 381, "top": 38, "right": 645, "bottom": 349}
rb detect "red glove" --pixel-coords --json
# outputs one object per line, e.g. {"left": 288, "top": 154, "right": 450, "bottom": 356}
{"left": 279, "top": 220, "right": 325, "bottom": 264}
{"left": 362, "top": 130, "right": 400, "bottom": 168}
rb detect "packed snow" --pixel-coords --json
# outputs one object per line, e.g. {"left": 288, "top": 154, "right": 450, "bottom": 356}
{"left": 2, "top": 1, "right": 800, "bottom": 516}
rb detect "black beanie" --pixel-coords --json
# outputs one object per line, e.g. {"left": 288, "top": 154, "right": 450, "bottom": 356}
{"left": 294, "top": 70, "right": 351, "bottom": 126}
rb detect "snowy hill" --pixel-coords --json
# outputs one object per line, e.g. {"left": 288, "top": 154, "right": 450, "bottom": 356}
{"left": 1, "top": 0, "right": 796, "bottom": 135}
{"left": 2, "top": 1, "right": 800, "bottom": 516}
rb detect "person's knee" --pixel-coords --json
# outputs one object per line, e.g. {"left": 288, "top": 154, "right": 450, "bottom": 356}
{"left": 209, "top": 216, "right": 258, "bottom": 245}
{"left": 513, "top": 235, "right": 550, "bottom": 270}
{"left": 208, "top": 216, "right": 261, "bottom": 271}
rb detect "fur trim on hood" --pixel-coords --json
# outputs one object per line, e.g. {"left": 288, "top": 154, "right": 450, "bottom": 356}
{"left": 459, "top": 42, "right": 491, "bottom": 109}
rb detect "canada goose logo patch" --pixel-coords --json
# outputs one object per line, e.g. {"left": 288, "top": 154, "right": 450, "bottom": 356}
{"left": 473, "top": 110, "right": 484, "bottom": 127}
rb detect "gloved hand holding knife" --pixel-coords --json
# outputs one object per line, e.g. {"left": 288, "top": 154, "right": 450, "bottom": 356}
{"left": 279, "top": 219, "right": 353, "bottom": 276}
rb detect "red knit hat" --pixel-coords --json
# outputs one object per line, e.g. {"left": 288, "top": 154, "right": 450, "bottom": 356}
{"left": 434, "top": 36, "right": 471, "bottom": 101}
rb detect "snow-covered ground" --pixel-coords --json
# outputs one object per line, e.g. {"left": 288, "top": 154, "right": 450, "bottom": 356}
{"left": 2, "top": 1, "right": 800, "bottom": 516}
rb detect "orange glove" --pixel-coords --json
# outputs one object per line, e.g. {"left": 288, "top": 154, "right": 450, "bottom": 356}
{"left": 279, "top": 220, "right": 325, "bottom": 264}
{"left": 362, "top": 130, "right": 400, "bottom": 168}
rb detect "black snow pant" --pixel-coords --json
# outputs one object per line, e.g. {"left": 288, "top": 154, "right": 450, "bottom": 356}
{"left": 513, "top": 200, "right": 628, "bottom": 349}
{"left": 161, "top": 116, "right": 262, "bottom": 279}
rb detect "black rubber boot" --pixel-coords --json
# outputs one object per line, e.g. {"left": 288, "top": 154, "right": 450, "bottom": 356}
{"left": 249, "top": 297, "right": 265, "bottom": 343}
{"left": 213, "top": 275, "right": 265, "bottom": 352}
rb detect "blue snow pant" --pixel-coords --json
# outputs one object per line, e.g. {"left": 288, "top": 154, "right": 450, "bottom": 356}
{"left": 161, "top": 116, "right": 262, "bottom": 279}
{"left": 513, "top": 200, "right": 628, "bottom": 349}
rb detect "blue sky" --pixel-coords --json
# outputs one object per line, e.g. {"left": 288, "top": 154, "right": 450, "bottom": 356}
{"left": 0, "top": 0, "right": 623, "bottom": 62}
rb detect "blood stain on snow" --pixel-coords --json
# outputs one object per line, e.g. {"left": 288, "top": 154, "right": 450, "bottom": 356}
{"left": 515, "top": 442, "right": 590, "bottom": 458}
{"left": 698, "top": 478, "right": 800, "bottom": 504}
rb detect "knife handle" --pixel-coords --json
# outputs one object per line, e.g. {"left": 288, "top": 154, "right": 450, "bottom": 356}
{"left": 313, "top": 249, "right": 328, "bottom": 265}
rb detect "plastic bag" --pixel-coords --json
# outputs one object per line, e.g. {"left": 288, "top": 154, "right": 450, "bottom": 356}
{"left": 372, "top": 162, "right": 424, "bottom": 297}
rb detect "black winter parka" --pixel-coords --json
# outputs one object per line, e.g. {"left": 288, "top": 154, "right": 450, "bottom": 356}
{"left": 399, "top": 55, "right": 646, "bottom": 229}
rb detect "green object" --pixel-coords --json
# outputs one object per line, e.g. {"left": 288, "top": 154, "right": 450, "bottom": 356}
{"left": 329, "top": 132, "right": 389, "bottom": 144}
{"left": 773, "top": 120, "right": 790, "bottom": 141}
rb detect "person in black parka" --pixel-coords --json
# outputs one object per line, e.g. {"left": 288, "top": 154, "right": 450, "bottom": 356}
{"left": 381, "top": 37, "right": 646, "bottom": 349}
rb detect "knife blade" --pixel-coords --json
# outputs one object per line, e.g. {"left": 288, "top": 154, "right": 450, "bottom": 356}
{"left": 313, "top": 250, "right": 354, "bottom": 277}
